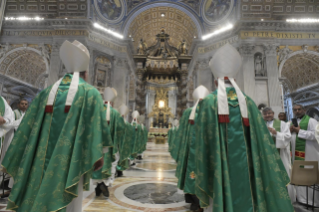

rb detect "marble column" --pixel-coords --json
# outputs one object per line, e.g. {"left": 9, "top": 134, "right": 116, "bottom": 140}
{"left": 239, "top": 44, "right": 255, "bottom": 98}
{"left": 146, "top": 89, "right": 156, "bottom": 128}
{"left": 47, "top": 43, "right": 60, "bottom": 86}
{"left": 88, "top": 49, "right": 95, "bottom": 85}
{"left": 113, "top": 58, "right": 129, "bottom": 108}
{"left": 0, "top": 0, "right": 7, "bottom": 34}
{"left": 168, "top": 89, "right": 177, "bottom": 117}
{"left": 264, "top": 43, "right": 283, "bottom": 115}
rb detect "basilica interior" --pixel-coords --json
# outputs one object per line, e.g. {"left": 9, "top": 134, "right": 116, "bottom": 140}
{"left": 0, "top": 0, "right": 319, "bottom": 211}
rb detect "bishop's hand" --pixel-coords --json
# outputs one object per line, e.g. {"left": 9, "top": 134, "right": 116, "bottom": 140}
{"left": 94, "top": 158, "right": 104, "bottom": 171}
{"left": 0, "top": 116, "right": 6, "bottom": 126}
{"left": 268, "top": 127, "right": 277, "bottom": 135}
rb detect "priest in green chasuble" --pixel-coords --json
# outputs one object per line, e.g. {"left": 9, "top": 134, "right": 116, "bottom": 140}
{"left": 262, "top": 107, "right": 294, "bottom": 202}
{"left": 116, "top": 104, "right": 131, "bottom": 174}
{"left": 93, "top": 87, "right": 125, "bottom": 197}
{"left": 290, "top": 104, "right": 319, "bottom": 206}
{"left": 194, "top": 44, "right": 293, "bottom": 212}
{"left": 175, "top": 85, "right": 210, "bottom": 211}
{"left": 1, "top": 40, "right": 112, "bottom": 212}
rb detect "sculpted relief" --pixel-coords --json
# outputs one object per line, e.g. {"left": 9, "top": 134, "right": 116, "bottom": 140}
{"left": 254, "top": 52, "right": 267, "bottom": 77}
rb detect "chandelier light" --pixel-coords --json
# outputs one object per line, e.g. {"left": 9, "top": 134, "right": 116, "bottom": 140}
{"left": 286, "top": 18, "right": 319, "bottom": 23}
{"left": 202, "top": 24, "right": 234, "bottom": 40}
{"left": 93, "top": 23, "right": 124, "bottom": 39}
{"left": 5, "top": 16, "right": 44, "bottom": 21}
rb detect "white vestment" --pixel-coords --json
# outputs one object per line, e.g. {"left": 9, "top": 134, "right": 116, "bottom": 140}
{"left": 0, "top": 96, "right": 16, "bottom": 189}
{"left": 66, "top": 177, "right": 83, "bottom": 212}
{"left": 0, "top": 96, "right": 15, "bottom": 139}
{"left": 267, "top": 120, "right": 295, "bottom": 202}
{"left": 92, "top": 147, "right": 120, "bottom": 187}
{"left": 267, "top": 120, "right": 292, "bottom": 176}
{"left": 291, "top": 117, "right": 319, "bottom": 206}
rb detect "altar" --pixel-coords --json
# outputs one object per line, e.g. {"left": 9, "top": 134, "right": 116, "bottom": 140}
{"left": 148, "top": 127, "right": 169, "bottom": 144}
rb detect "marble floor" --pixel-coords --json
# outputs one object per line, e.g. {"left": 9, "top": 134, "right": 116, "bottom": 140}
{"left": 0, "top": 142, "right": 317, "bottom": 212}
{"left": 82, "top": 142, "right": 192, "bottom": 212}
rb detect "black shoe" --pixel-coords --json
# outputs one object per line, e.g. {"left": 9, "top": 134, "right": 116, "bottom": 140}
{"left": 117, "top": 170, "right": 123, "bottom": 177}
{"left": 137, "top": 156, "right": 143, "bottom": 160}
{"left": 131, "top": 163, "right": 136, "bottom": 166}
{"left": 95, "top": 184, "right": 102, "bottom": 196}
{"left": 190, "top": 203, "right": 200, "bottom": 211}
{"left": 99, "top": 182, "right": 109, "bottom": 197}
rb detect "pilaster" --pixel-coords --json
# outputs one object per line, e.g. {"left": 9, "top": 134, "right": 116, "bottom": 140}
{"left": 264, "top": 43, "right": 283, "bottom": 115}
{"left": 47, "top": 43, "right": 60, "bottom": 86}
{"left": 239, "top": 44, "right": 255, "bottom": 99}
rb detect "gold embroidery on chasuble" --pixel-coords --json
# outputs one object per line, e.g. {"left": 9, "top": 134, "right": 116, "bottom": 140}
{"left": 62, "top": 76, "right": 72, "bottom": 84}
{"left": 190, "top": 171, "right": 196, "bottom": 179}
{"left": 227, "top": 90, "right": 237, "bottom": 100}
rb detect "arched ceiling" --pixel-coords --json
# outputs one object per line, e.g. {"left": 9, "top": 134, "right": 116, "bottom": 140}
{"left": 282, "top": 53, "right": 319, "bottom": 91}
{"left": 128, "top": 7, "right": 198, "bottom": 52}
{"left": 1, "top": 50, "right": 46, "bottom": 87}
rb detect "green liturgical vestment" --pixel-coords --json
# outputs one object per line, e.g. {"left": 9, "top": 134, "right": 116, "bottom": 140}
{"left": 117, "top": 121, "right": 134, "bottom": 171}
{"left": 194, "top": 87, "right": 293, "bottom": 212}
{"left": 172, "top": 108, "right": 192, "bottom": 163}
{"left": 92, "top": 105, "right": 125, "bottom": 180}
{"left": 168, "top": 127, "right": 178, "bottom": 158}
{"left": 175, "top": 107, "right": 197, "bottom": 194}
{"left": 2, "top": 74, "right": 112, "bottom": 212}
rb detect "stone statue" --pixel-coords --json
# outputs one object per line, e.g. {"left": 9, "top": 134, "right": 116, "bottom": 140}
{"left": 179, "top": 39, "right": 188, "bottom": 55}
{"left": 137, "top": 39, "right": 147, "bottom": 55}
{"left": 277, "top": 45, "right": 292, "bottom": 63}
{"left": 0, "top": 43, "right": 10, "bottom": 58}
{"left": 254, "top": 55, "right": 263, "bottom": 76}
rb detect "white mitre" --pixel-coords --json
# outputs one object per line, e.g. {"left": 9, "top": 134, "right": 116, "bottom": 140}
{"left": 173, "top": 119, "right": 179, "bottom": 128}
{"left": 45, "top": 40, "right": 90, "bottom": 113}
{"left": 104, "top": 87, "right": 118, "bottom": 123}
{"left": 119, "top": 104, "right": 129, "bottom": 119}
{"left": 60, "top": 40, "right": 90, "bottom": 73}
{"left": 131, "top": 110, "right": 140, "bottom": 125}
{"left": 138, "top": 115, "right": 146, "bottom": 129}
{"left": 189, "top": 85, "right": 210, "bottom": 124}
{"left": 209, "top": 43, "right": 249, "bottom": 126}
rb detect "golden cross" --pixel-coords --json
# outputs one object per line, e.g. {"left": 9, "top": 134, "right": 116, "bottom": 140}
{"left": 227, "top": 90, "right": 237, "bottom": 100}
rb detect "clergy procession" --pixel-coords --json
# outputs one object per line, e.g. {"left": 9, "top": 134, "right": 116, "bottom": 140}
{"left": 0, "top": 40, "right": 318, "bottom": 212}
{"left": 0, "top": 40, "right": 148, "bottom": 212}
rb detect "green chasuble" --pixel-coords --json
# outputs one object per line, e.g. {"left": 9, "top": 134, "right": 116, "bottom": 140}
{"left": 194, "top": 87, "right": 293, "bottom": 212}
{"left": 92, "top": 105, "right": 124, "bottom": 180}
{"left": 130, "top": 123, "right": 143, "bottom": 159}
{"left": 13, "top": 109, "right": 23, "bottom": 120}
{"left": 172, "top": 108, "right": 192, "bottom": 163}
{"left": 2, "top": 74, "right": 112, "bottom": 212}
{"left": 117, "top": 121, "right": 134, "bottom": 171}
{"left": 294, "top": 115, "right": 310, "bottom": 161}
{"left": 175, "top": 108, "right": 193, "bottom": 190}
{"left": 137, "top": 126, "right": 148, "bottom": 155}
{"left": 168, "top": 127, "right": 177, "bottom": 157}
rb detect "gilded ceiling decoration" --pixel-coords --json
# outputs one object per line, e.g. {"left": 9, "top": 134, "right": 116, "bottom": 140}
{"left": 282, "top": 53, "right": 319, "bottom": 91}
{"left": 128, "top": 7, "right": 198, "bottom": 52}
